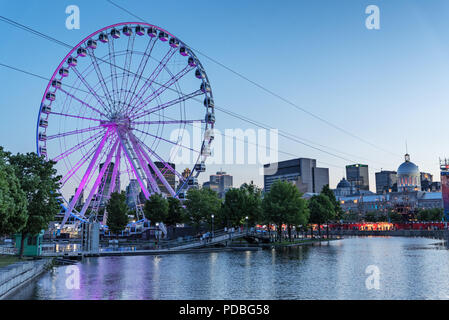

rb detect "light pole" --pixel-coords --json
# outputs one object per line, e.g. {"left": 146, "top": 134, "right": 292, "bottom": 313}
{"left": 211, "top": 214, "right": 215, "bottom": 238}
{"left": 245, "top": 216, "right": 249, "bottom": 234}
{"left": 155, "top": 222, "right": 160, "bottom": 246}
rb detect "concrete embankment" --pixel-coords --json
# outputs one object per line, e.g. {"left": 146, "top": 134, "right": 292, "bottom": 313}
{"left": 0, "top": 259, "right": 53, "bottom": 299}
{"left": 329, "top": 229, "right": 449, "bottom": 240}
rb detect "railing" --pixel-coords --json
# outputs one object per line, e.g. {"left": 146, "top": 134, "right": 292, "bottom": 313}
{"left": 0, "top": 246, "right": 17, "bottom": 255}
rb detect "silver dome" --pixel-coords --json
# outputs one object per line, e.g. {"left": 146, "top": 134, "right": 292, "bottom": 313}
{"left": 397, "top": 154, "right": 419, "bottom": 176}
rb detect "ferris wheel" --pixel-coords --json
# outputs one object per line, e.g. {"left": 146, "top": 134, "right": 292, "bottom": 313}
{"left": 36, "top": 22, "right": 215, "bottom": 228}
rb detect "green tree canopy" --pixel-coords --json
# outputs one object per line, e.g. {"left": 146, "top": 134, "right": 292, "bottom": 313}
{"left": 262, "top": 180, "right": 309, "bottom": 240}
{"left": 8, "top": 151, "right": 61, "bottom": 257}
{"left": 0, "top": 147, "right": 27, "bottom": 236}
{"left": 321, "top": 184, "right": 344, "bottom": 221}
{"left": 106, "top": 191, "right": 130, "bottom": 235}
{"left": 144, "top": 193, "right": 169, "bottom": 224}
{"left": 308, "top": 194, "right": 335, "bottom": 237}
{"left": 166, "top": 197, "right": 185, "bottom": 226}
{"left": 184, "top": 188, "right": 221, "bottom": 231}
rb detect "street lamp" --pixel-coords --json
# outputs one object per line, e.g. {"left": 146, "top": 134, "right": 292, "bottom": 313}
{"left": 245, "top": 216, "right": 249, "bottom": 234}
{"left": 211, "top": 214, "right": 215, "bottom": 237}
{"left": 155, "top": 222, "right": 160, "bottom": 245}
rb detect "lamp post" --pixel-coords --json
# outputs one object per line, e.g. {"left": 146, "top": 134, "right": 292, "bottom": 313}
{"left": 155, "top": 222, "right": 160, "bottom": 246}
{"left": 245, "top": 216, "right": 249, "bottom": 234}
{"left": 211, "top": 214, "right": 215, "bottom": 238}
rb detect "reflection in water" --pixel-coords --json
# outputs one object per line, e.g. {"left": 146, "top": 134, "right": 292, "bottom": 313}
{"left": 7, "top": 237, "right": 449, "bottom": 300}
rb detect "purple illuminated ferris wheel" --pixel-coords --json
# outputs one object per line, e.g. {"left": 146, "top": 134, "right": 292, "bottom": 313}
{"left": 36, "top": 22, "right": 215, "bottom": 227}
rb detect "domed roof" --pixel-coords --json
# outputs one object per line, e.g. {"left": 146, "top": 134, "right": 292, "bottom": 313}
{"left": 337, "top": 178, "right": 351, "bottom": 189}
{"left": 397, "top": 154, "right": 419, "bottom": 176}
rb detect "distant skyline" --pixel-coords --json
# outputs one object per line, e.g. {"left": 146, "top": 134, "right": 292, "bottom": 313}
{"left": 1, "top": 0, "right": 449, "bottom": 193}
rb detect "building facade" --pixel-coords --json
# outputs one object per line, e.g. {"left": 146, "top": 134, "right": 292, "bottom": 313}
{"left": 346, "top": 164, "right": 369, "bottom": 192}
{"left": 203, "top": 171, "right": 233, "bottom": 198}
{"left": 264, "top": 158, "right": 329, "bottom": 194}
{"left": 375, "top": 170, "right": 397, "bottom": 194}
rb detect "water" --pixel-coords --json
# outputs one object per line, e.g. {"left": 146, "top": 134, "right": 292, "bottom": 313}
{"left": 7, "top": 237, "right": 449, "bottom": 300}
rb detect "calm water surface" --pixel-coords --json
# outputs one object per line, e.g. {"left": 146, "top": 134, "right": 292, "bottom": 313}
{"left": 8, "top": 237, "right": 449, "bottom": 300}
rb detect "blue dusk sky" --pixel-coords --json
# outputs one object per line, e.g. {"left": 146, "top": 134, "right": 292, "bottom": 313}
{"left": 1, "top": 0, "right": 449, "bottom": 192}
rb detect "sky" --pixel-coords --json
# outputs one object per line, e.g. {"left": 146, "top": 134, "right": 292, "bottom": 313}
{"left": 1, "top": 0, "right": 449, "bottom": 192}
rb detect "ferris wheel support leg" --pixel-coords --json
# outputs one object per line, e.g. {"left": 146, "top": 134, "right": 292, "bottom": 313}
{"left": 60, "top": 129, "right": 111, "bottom": 228}
{"left": 118, "top": 132, "right": 151, "bottom": 200}
{"left": 79, "top": 139, "right": 119, "bottom": 218}
{"left": 102, "top": 144, "right": 121, "bottom": 225}
{"left": 128, "top": 133, "right": 161, "bottom": 195}
{"left": 130, "top": 132, "right": 176, "bottom": 197}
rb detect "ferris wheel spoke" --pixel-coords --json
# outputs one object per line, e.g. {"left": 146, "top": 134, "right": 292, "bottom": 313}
{"left": 134, "top": 120, "right": 205, "bottom": 126}
{"left": 46, "top": 125, "right": 103, "bottom": 141}
{"left": 53, "top": 130, "right": 105, "bottom": 162}
{"left": 131, "top": 127, "right": 200, "bottom": 154}
{"left": 135, "top": 135, "right": 185, "bottom": 183}
{"left": 59, "top": 136, "right": 102, "bottom": 186}
{"left": 118, "top": 134, "right": 151, "bottom": 199}
{"left": 130, "top": 133, "right": 176, "bottom": 196}
{"left": 87, "top": 48, "right": 115, "bottom": 109}
{"left": 129, "top": 65, "right": 194, "bottom": 117}
{"left": 101, "top": 144, "right": 121, "bottom": 225}
{"left": 50, "top": 111, "right": 103, "bottom": 122}
{"left": 130, "top": 90, "right": 203, "bottom": 121}
{"left": 79, "top": 139, "right": 119, "bottom": 217}
{"left": 119, "top": 33, "right": 136, "bottom": 106}
{"left": 71, "top": 66, "right": 112, "bottom": 115}
{"left": 128, "top": 47, "right": 177, "bottom": 109}
{"left": 57, "top": 87, "right": 107, "bottom": 118}
{"left": 128, "top": 135, "right": 161, "bottom": 194}
{"left": 61, "top": 129, "right": 113, "bottom": 227}
{"left": 107, "top": 40, "right": 120, "bottom": 107}
{"left": 123, "top": 38, "right": 156, "bottom": 112}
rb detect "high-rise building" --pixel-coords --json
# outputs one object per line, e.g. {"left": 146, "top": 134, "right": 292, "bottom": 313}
{"left": 69, "top": 187, "right": 84, "bottom": 208}
{"left": 263, "top": 158, "right": 329, "bottom": 194}
{"left": 420, "top": 172, "right": 433, "bottom": 191}
{"left": 375, "top": 170, "right": 397, "bottom": 194}
{"left": 148, "top": 161, "right": 176, "bottom": 195}
{"left": 98, "top": 162, "right": 120, "bottom": 206}
{"left": 203, "top": 171, "right": 233, "bottom": 198}
{"left": 346, "top": 164, "right": 370, "bottom": 192}
{"left": 126, "top": 179, "right": 140, "bottom": 209}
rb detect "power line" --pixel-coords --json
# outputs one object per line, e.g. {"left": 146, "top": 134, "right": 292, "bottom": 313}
{"left": 105, "top": 0, "right": 400, "bottom": 158}
{"left": 0, "top": 15, "right": 391, "bottom": 172}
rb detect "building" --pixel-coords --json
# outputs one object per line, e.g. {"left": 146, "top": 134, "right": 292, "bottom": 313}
{"left": 397, "top": 154, "right": 420, "bottom": 192}
{"left": 206, "top": 171, "right": 233, "bottom": 198}
{"left": 375, "top": 170, "right": 397, "bottom": 194}
{"left": 98, "top": 162, "right": 120, "bottom": 206}
{"left": 334, "top": 178, "right": 354, "bottom": 197}
{"left": 69, "top": 187, "right": 84, "bottom": 208}
{"left": 337, "top": 153, "right": 442, "bottom": 218}
{"left": 263, "top": 158, "right": 329, "bottom": 194}
{"left": 148, "top": 161, "right": 176, "bottom": 195}
{"left": 420, "top": 172, "right": 433, "bottom": 191}
{"left": 126, "top": 179, "right": 140, "bottom": 209}
{"left": 346, "top": 164, "right": 369, "bottom": 192}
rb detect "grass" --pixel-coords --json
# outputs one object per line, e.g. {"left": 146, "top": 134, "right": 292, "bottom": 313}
{"left": 0, "top": 255, "right": 21, "bottom": 268}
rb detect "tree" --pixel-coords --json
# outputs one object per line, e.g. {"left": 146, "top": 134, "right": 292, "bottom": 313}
{"left": 262, "top": 180, "right": 309, "bottom": 241}
{"left": 106, "top": 191, "right": 130, "bottom": 236}
{"left": 221, "top": 188, "right": 246, "bottom": 227}
{"left": 321, "top": 184, "right": 344, "bottom": 221}
{"left": 308, "top": 194, "right": 335, "bottom": 239}
{"left": 184, "top": 188, "right": 221, "bottom": 232}
{"left": 8, "top": 151, "right": 61, "bottom": 258}
{"left": 0, "top": 147, "right": 27, "bottom": 236}
{"left": 166, "top": 197, "right": 184, "bottom": 226}
{"left": 144, "top": 193, "right": 169, "bottom": 224}
{"left": 239, "top": 182, "right": 263, "bottom": 226}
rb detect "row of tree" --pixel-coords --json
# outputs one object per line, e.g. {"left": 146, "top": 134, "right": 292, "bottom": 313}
{"left": 106, "top": 179, "right": 344, "bottom": 241}
{"left": 0, "top": 147, "right": 61, "bottom": 257}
